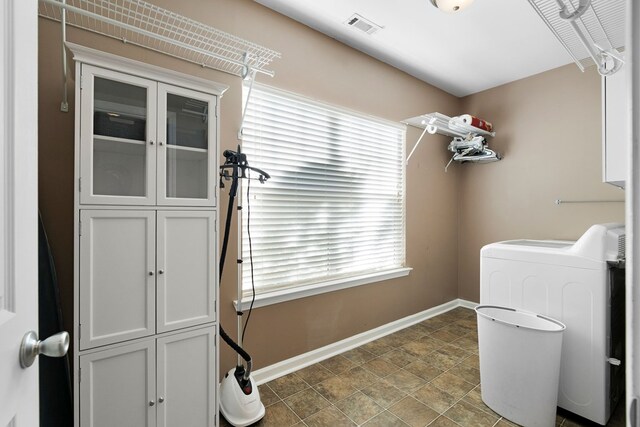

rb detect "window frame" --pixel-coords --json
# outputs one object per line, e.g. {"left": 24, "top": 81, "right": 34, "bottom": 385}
{"left": 237, "top": 83, "right": 410, "bottom": 309}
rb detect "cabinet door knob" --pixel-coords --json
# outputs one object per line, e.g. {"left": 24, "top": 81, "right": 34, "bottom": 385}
{"left": 149, "top": 140, "right": 155, "bottom": 145}
{"left": 158, "top": 397, "right": 165, "bottom": 403}
{"left": 149, "top": 400, "right": 155, "bottom": 407}
{"left": 159, "top": 141, "right": 164, "bottom": 146}
{"left": 148, "top": 271, "right": 154, "bottom": 276}
{"left": 158, "top": 269, "right": 164, "bottom": 275}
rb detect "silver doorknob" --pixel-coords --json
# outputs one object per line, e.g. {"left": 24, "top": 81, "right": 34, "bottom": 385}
{"left": 20, "top": 330, "right": 69, "bottom": 368}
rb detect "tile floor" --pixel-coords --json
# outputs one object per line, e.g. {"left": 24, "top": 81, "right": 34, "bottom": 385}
{"left": 220, "top": 307, "right": 626, "bottom": 427}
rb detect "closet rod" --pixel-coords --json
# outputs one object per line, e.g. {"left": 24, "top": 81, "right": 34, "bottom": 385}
{"left": 554, "top": 198, "right": 625, "bottom": 205}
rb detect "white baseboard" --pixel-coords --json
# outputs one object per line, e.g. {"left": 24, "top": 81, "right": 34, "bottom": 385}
{"left": 457, "top": 298, "right": 479, "bottom": 310}
{"left": 252, "top": 298, "right": 477, "bottom": 385}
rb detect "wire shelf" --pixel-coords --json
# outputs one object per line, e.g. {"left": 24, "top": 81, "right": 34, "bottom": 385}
{"left": 527, "top": 0, "right": 625, "bottom": 73}
{"left": 38, "top": 0, "right": 281, "bottom": 78}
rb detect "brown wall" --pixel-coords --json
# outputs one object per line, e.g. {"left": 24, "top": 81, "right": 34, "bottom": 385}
{"left": 38, "top": 0, "right": 461, "bottom": 374}
{"left": 39, "top": 0, "right": 625, "bottom": 377}
{"left": 457, "top": 64, "right": 625, "bottom": 302}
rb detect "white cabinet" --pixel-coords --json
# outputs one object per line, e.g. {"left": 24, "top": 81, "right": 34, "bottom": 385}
{"left": 603, "top": 65, "right": 628, "bottom": 188}
{"left": 79, "top": 327, "right": 215, "bottom": 427}
{"left": 80, "top": 65, "right": 217, "bottom": 206}
{"left": 79, "top": 210, "right": 216, "bottom": 349}
{"left": 71, "top": 46, "right": 227, "bottom": 427}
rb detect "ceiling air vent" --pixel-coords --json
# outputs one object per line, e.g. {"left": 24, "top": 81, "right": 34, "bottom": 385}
{"left": 345, "top": 13, "right": 382, "bottom": 35}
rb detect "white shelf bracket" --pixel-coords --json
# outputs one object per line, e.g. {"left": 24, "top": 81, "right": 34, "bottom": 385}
{"left": 557, "top": 0, "right": 624, "bottom": 77}
{"left": 238, "top": 55, "right": 257, "bottom": 140}
{"left": 528, "top": 0, "right": 626, "bottom": 76}
{"left": 557, "top": 0, "right": 590, "bottom": 21}
{"left": 405, "top": 126, "right": 429, "bottom": 164}
{"left": 60, "top": 0, "right": 69, "bottom": 112}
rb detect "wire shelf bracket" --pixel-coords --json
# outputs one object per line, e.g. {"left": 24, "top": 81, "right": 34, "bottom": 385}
{"left": 527, "top": 0, "right": 625, "bottom": 76}
{"left": 39, "top": 0, "right": 282, "bottom": 111}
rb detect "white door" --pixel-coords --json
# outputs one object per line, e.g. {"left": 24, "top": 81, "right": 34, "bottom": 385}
{"left": 0, "top": 0, "right": 40, "bottom": 426}
{"left": 156, "top": 210, "right": 216, "bottom": 333}
{"left": 157, "top": 327, "right": 216, "bottom": 427}
{"left": 629, "top": 0, "right": 640, "bottom": 425}
{"left": 603, "top": 66, "right": 628, "bottom": 188}
{"left": 79, "top": 210, "right": 156, "bottom": 349}
{"left": 625, "top": 0, "right": 640, "bottom": 427}
{"left": 79, "top": 340, "right": 156, "bottom": 427}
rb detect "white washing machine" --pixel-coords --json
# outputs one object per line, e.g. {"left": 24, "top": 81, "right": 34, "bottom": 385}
{"left": 480, "top": 223, "right": 625, "bottom": 425}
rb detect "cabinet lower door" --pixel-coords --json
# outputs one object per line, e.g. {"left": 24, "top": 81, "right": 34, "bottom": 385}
{"left": 157, "top": 327, "right": 216, "bottom": 427}
{"left": 80, "top": 210, "right": 156, "bottom": 349}
{"left": 80, "top": 340, "right": 156, "bottom": 427}
{"left": 156, "top": 211, "right": 216, "bottom": 332}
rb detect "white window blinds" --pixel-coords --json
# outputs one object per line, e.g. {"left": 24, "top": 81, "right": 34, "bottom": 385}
{"left": 241, "top": 83, "right": 406, "bottom": 295}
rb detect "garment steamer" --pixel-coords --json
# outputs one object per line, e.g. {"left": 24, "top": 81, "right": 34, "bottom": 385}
{"left": 218, "top": 146, "right": 270, "bottom": 426}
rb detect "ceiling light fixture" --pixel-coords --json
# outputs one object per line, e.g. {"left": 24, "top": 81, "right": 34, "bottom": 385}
{"left": 430, "top": 0, "right": 475, "bottom": 13}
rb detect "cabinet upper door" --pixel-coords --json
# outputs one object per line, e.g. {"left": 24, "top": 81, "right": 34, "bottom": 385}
{"left": 80, "top": 339, "right": 156, "bottom": 427}
{"left": 157, "top": 327, "right": 216, "bottom": 427}
{"left": 156, "top": 211, "right": 216, "bottom": 333}
{"left": 80, "top": 65, "right": 157, "bottom": 205}
{"left": 157, "top": 84, "right": 217, "bottom": 206}
{"left": 80, "top": 210, "right": 156, "bottom": 349}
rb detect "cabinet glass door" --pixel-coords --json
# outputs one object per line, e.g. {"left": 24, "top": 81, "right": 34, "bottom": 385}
{"left": 157, "top": 84, "right": 216, "bottom": 206}
{"left": 80, "top": 65, "right": 157, "bottom": 205}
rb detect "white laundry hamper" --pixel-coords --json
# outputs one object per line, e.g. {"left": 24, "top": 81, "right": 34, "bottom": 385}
{"left": 475, "top": 305, "right": 566, "bottom": 427}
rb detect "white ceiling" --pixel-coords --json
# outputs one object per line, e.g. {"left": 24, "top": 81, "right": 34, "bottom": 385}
{"left": 255, "top": 0, "right": 577, "bottom": 97}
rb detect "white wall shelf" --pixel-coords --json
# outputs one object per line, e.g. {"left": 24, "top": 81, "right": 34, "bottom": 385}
{"left": 403, "top": 112, "right": 495, "bottom": 139}
{"left": 403, "top": 112, "right": 499, "bottom": 165}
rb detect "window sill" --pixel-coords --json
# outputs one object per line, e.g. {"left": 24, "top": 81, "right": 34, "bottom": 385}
{"left": 234, "top": 267, "right": 412, "bottom": 311}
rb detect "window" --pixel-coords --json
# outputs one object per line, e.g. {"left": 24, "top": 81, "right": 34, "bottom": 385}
{"left": 240, "top": 83, "right": 407, "bottom": 302}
